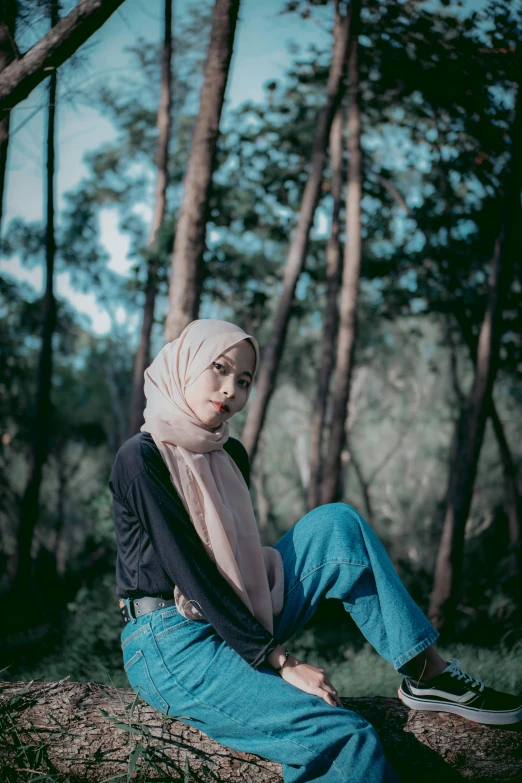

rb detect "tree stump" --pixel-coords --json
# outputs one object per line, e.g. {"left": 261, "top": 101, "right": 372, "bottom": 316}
{"left": 1, "top": 678, "right": 521, "bottom": 781}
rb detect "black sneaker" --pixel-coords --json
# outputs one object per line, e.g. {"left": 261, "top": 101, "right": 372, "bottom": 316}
{"left": 398, "top": 657, "right": 522, "bottom": 725}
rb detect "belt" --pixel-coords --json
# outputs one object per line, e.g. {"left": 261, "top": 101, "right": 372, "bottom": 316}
{"left": 119, "top": 595, "right": 177, "bottom": 624}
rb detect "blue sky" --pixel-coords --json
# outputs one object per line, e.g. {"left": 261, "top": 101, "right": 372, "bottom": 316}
{"left": 0, "top": 0, "right": 487, "bottom": 335}
{"left": 1, "top": 0, "right": 335, "bottom": 334}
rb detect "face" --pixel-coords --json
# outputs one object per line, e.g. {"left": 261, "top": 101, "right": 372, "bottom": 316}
{"left": 185, "top": 339, "right": 256, "bottom": 426}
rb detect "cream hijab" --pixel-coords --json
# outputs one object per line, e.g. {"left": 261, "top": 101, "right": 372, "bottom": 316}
{"left": 140, "top": 318, "right": 284, "bottom": 634}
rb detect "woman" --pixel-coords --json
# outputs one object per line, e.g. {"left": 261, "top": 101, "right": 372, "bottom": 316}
{"left": 109, "top": 318, "right": 522, "bottom": 783}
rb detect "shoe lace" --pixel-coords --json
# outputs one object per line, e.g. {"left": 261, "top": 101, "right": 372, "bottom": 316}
{"left": 446, "top": 658, "right": 485, "bottom": 692}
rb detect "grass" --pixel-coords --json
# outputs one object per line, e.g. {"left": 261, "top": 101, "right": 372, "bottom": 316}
{"left": 288, "top": 628, "right": 522, "bottom": 698}
{"left": 0, "top": 672, "right": 236, "bottom": 783}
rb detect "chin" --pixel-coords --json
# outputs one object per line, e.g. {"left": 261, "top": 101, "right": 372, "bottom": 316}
{"left": 199, "top": 414, "right": 216, "bottom": 426}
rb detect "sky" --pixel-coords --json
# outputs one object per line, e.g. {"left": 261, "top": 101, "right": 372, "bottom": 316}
{"left": 0, "top": 0, "right": 489, "bottom": 336}
{"left": 1, "top": 0, "right": 336, "bottom": 335}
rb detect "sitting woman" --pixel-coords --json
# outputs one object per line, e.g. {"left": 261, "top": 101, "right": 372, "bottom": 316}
{"left": 109, "top": 318, "right": 522, "bottom": 783}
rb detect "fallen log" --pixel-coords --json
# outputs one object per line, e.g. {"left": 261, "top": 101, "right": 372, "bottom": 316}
{"left": 1, "top": 678, "right": 521, "bottom": 782}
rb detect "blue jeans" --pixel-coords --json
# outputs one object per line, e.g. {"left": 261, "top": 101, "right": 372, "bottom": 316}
{"left": 120, "top": 503, "right": 439, "bottom": 782}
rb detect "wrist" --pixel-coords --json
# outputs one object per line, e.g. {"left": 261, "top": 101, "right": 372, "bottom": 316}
{"left": 267, "top": 644, "right": 290, "bottom": 670}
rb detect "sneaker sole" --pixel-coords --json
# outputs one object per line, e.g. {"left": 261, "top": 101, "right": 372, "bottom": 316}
{"left": 398, "top": 686, "right": 522, "bottom": 726}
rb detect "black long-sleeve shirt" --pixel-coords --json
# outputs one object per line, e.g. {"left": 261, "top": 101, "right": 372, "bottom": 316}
{"left": 108, "top": 431, "right": 281, "bottom": 669}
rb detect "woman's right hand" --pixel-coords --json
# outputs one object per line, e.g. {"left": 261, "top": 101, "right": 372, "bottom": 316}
{"left": 279, "top": 655, "right": 343, "bottom": 707}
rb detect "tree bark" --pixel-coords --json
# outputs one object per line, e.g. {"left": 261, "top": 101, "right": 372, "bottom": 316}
{"left": 451, "top": 312, "right": 522, "bottom": 584}
{"left": 164, "top": 0, "right": 240, "bottom": 343}
{"left": 428, "top": 49, "right": 522, "bottom": 634}
{"left": 349, "top": 445, "right": 374, "bottom": 524}
{"left": 11, "top": 1, "right": 60, "bottom": 596}
{"left": 128, "top": 0, "right": 173, "bottom": 439}
{"left": 321, "top": 0, "right": 363, "bottom": 505}
{"left": 489, "top": 404, "right": 522, "bottom": 581}
{"left": 307, "top": 94, "right": 344, "bottom": 512}
{"left": 252, "top": 465, "right": 270, "bottom": 545}
{"left": 0, "top": 0, "right": 125, "bottom": 114}
{"left": 241, "top": 2, "right": 353, "bottom": 466}
{"left": 106, "top": 350, "right": 128, "bottom": 451}
{"left": 1, "top": 678, "right": 521, "bottom": 782}
{"left": 0, "top": 0, "right": 17, "bottom": 235}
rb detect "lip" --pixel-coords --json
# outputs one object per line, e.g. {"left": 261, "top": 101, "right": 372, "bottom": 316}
{"left": 211, "top": 401, "right": 229, "bottom": 413}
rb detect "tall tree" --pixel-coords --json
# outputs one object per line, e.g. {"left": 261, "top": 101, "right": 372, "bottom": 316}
{"left": 428, "top": 42, "right": 522, "bottom": 633}
{"left": 320, "top": 0, "right": 362, "bottom": 505}
{"left": 450, "top": 312, "right": 522, "bottom": 586}
{"left": 164, "top": 0, "right": 240, "bottom": 342}
{"left": 0, "top": 0, "right": 18, "bottom": 234}
{"left": 241, "top": 0, "right": 354, "bottom": 465}
{"left": 11, "top": 0, "right": 60, "bottom": 595}
{"left": 128, "top": 0, "right": 173, "bottom": 438}
{"left": 448, "top": 316, "right": 522, "bottom": 584}
{"left": 490, "top": 405, "right": 522, "bottom": 583}
{"left": 0, "top": 0, "right": 125, "bottom": 113}
{"left": 306, "top": 101, "right": 343, "bottom": 511}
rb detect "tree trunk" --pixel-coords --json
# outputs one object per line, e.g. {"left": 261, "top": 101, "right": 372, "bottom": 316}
{"left": 0, "top": 0, "right": 17, "bottom": 235}
{"left": 252, "top": 466, "right": 270, "bottom": 545}
{"left": 428, "top": 52, "right": 522, "bottom": 634}
{"left": 306, "top": 97, "right": 344, "bottom": 512}
{"left": 0, "top": 0, "right": 125, "bottom": 113}
{"left": 1, "top": 678, "right": 521, "bottom": 782}
{"left": 106, "top": 357, "right": 127, "bottom": 451}
{"left": 11, "top": 1, "right": 60, "bottom": 596}
{"left": 490, "top": 403, "right": 522, "bottom": 580}
{"left": 128, "top": 0, "right": 173, "bottom": 439}
{"left": 164, "top": 0, "right": 240, "bottom": 343}
{"left": 349, "top": 445, "right": 374, "bottom": 524}
{"left": 321, "top": 0, "right": 363, "bottom": 505}
{"left": 241, "top": 2, "right": 353, "bottom": 466}
{"left": 52, "top": 453, "right": 67, "bottom": 577}
{"left": 452, "top": 311, "right": 522, "bottom": 584}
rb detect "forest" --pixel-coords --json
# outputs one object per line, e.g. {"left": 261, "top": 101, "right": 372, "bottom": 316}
{"left": 0, "top": 0, "right": 521, "bottom": 778}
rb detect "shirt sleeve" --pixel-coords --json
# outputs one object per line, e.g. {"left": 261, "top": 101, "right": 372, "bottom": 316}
{"left": 124, "top": 459, "right": 281, "bottom": 670}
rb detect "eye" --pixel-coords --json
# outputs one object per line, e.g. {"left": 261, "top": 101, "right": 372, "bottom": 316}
{"left": 213, "top": 362, "right": 250, "bottom": 389}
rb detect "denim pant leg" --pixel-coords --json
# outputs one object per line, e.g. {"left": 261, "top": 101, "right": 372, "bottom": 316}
{"left": 121, "top": 607, "right": 400, "bottom": 783}
{"left": 118, "top": 502, "right": 433, "bottom": 783}
{"left": 272, "top": 502, "right": 439, "bottom": 676}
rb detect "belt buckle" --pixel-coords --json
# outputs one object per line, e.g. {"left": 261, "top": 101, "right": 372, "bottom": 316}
{"left": 119, "top": 598, "right": 136, "bottom": 623}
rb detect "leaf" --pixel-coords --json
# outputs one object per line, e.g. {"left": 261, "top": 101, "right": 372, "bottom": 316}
{"left": 127, "top": 742, "right": 144, "bottom": 781}
{"left": 14, "top": 681, "right": 34, "bottom": 696}
{"left": 125, "top": 690, "right": 141, "bottom": 716}
{"left": 110, "top": 723, "right": 144, "bottom": 735}
{"left": 48, "top": 713, "right": 75, "bottom": 737}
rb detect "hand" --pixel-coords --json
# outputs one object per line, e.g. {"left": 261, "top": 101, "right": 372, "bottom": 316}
{"left": 280, "top": 656, "right": 343, "bottom": 707}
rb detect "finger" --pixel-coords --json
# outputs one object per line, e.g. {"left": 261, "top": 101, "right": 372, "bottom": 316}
{"left": 323, "top": 682, "right": 339, "bottom": 698}
{"left": 319, "top": 684, "right": 342, "bottom": 707}
{"left": 325, "top": 686, "right": 343, "bottom": 707}
{"left": 323, "top": 689, "right": 342, "bottom": 707}
{"left": 323, "top": 694, "right": 337, "bottom": 706}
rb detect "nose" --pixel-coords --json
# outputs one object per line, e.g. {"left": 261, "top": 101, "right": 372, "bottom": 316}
{"left": 221, "top": 374, "right": 237, "bottom": 398}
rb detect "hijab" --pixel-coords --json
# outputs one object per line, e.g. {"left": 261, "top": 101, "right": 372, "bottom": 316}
{"left": 140, "top": 318, "right": 284, "bottom": 634}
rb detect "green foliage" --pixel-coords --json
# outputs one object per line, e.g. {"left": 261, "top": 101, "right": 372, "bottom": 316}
{"left": 289, "top": 599, "right": 522, "bottom": 698}
{"left": 2, "top": 0, "right": 521, "bottom": 696}
{"left": 51, "top": 572, "right": 126, "bottom": 686}
{"left": 290, "top": 632, "right": 522, "bottom": 699}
